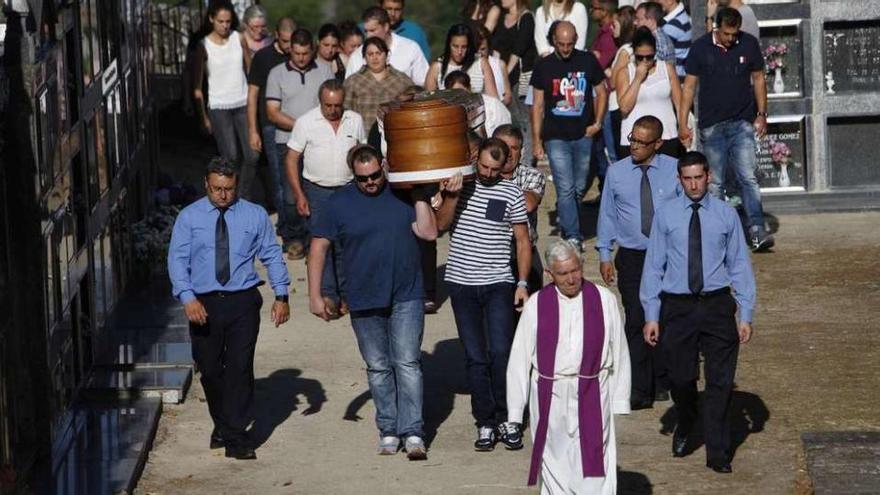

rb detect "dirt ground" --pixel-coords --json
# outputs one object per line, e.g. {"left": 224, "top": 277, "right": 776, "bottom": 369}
{"left": 140, "top": 126, "right": 880, "bottom": 494}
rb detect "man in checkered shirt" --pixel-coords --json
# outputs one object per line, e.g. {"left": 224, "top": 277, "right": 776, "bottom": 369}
{"left": 494, "top": 124, "right": 546, "bottom": 293}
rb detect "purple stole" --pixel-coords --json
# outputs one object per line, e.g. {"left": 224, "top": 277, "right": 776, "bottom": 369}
{"left": 527, "top": 280, "right": 606, "bottom": 486}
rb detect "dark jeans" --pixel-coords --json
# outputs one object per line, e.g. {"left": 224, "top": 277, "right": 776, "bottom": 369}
{"left": 615, "top": 247, "right": 668, "bottom": 401}
{"left": 418, "top": 239, "right": 437, "bottom": 302}
{"left": 350, "top": 299, "right": 425, "bottom": 438}
{"left": 660, "top": 291, "right": 739, "bottom": 464}
{"left": 207, "top": 106, "right": 258, "bottom": 200}
{"left": 267, "top": 139, "right": 308, "bottom": 244}
{"left": 189, "top": 287, "right": 262, "bottom": 446}
{"left": 447, "top": 281, "right": 516, "bottom": 428}
{"left": 303, "top": 179, "right": 346, "bottom": 301}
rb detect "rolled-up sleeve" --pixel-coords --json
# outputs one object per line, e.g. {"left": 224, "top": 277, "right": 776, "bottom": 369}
{"left": 167, "top": 210, "right": 196, "bottom": 304}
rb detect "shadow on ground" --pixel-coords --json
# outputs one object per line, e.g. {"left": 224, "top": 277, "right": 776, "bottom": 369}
{"left": 342, "top": 338, "right": 468, "bottom": 447}
{"left": 250, "top": 368, "right": 327, "bottom": 447}
{"left": 658, "top": 389, "right": 769, "bottom": 461}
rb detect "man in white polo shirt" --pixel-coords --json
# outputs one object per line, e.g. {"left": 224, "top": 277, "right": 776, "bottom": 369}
{"left": 285, "top": 79, "right": 366, "bottom": 315}
{"left": 345, "top": 6, "right": 429, "bottom": 85}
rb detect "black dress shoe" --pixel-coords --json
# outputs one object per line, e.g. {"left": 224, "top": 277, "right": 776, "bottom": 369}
{"left": 672, "top": 431, "right": 689, "bottom": 457}
{"left": 630, "top": 398, "right": 653, "bottom": 410}
{"left": 707, "top": 460, "right": 732, "bottom": 473}
{"left": 225, "top": 444, "right": 257, "bottom": 460}
{"left": 210, "top": 430, "right": 225, "bottom": 449}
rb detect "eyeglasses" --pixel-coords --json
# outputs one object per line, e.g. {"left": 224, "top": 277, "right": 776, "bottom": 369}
{"left": 628, "top": 133, "right": 660, "bottom": 148}
{"left": 633, "top": 53, "right": 656, "bottom": 62}
{"left": 354, "top": 170, "right": 383, "bottom": 182}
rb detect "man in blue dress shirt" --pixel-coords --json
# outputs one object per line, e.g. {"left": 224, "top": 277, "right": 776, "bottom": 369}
{"left": 640, "top": 151, "right": 756, "bottom": 474}
{"left": 597, "top": 116, "right": 679, "bottom": 411}
{"left": 168, "top": 157, "right": 291, "bottom": 460}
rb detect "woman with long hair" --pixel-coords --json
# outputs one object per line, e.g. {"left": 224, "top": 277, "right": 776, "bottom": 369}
{"left": 492, "top": 0, "right": 537, "bottom": 162}
{"left": 240, "top": 4, "right": 272, "bottom": 57}
{"left": 192, "top": 1, "right": 258, "bottom": 198}
{"left": 606, "top": 5, "right": 636, "bottom": 158}
{"left": 614, "top": 27, "right": 683, "bottom": 157}
{"left": 534, "top": 0, "right": 589, "bottom": 56}
{"left": 463, "top": 0, "right": 502, "bottom": 33}
{"left": 424, "top": 23, "right": 498, "bottom": 97}
{"left": 317, "top": 23, "right": 346, "bottom": 81}
{"left": 338, "top": 21, "right": 364, "bottom": 67}
{"left": 475, "top": 26, "right": 511, "bottom": 105}
{"left": 343, "top": 37, "right": 415, "bottom": 131}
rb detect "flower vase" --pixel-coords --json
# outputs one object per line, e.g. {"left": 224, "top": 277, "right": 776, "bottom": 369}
{"left": 778, "top": 160, "right": 791, "bottom": 187}
{"left": 773, "top": 66, "right": 785, "bottom": 94}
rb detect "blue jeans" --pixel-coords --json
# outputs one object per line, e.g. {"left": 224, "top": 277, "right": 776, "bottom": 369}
{"left": 589, "top": 111, "right": 618, "bottom": 190}
{"left": 262, "top": 127, "right": 307, "bottom": 244}
{"left": 508, "top": 90, "right": 534, "bottom": 166}
{"left": 303, "top": 179, "right": 346, "bottom": 301}
{"left": 447, "top": 281, "right": 515, "bottom": 427}
{"left": 350, "top": 299, "right": 425, "bottom": 438}
{"left": 207, "top": 106, "right": 258, "bottom": 200}
{"left": 546, "top": 137, "right": 593, "bottom": 242}
{"left": 700, "top": 119, "right": 766, "bottom": 230}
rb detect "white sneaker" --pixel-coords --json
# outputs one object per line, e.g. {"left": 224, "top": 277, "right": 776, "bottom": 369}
{"left": 404, "top": 435, "right": 428, "bottom": 461}
{"left": 377, "top": 435, "right": 400, "bottom": 455}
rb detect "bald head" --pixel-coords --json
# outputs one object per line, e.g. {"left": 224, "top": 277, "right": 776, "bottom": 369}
{"left": 551, "top": 21, "right": 578, "bottom": 58}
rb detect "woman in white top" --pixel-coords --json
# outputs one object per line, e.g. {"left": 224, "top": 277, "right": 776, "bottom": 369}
{"left": 192, "top": 1, "right": 258, "bottom": 198}
{"left": 424, "top": 23, "right": 499, "bottom": 98}
{"left": 475, "top": 25, "right": 512, "bottom": 105}
{"left": 614, "top": 27, "right": 683, "bottom": 157}
{"left": 240, "top": 4, "right": 272, "bottom": 57}
{"left": 534, "top": 0, "right": 589, "bottom": 56}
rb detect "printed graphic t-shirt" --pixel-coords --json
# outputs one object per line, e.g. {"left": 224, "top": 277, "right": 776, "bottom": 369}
{"left": 530, "top": 50, "right": 605, "bottom": 141}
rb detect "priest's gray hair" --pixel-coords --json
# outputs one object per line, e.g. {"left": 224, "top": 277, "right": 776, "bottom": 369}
{"left": 544, "top": 240, "right": 582, "bottom": 269}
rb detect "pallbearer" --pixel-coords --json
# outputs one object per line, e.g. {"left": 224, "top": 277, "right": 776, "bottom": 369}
{"left": 640, "top": 151, "right": 756, "bottom": 473}
{"left": 506, "top": 240, "right": 631, "bottom": 494}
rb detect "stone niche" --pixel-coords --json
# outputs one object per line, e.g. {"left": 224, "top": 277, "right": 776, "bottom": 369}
{"left": 822, "top": 19, "right": 880, "bottom": 95}
{"left": 759, "top": 19, "right": 805, "bottom": 98}
{"left": 827, "top": 115, "right": 880, "bottom": 188}
{"left": 757, "top": 116, "right": 808, "bottom": 191}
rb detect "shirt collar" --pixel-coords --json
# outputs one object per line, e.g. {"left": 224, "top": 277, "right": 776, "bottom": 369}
{"left": 287, "top": 60, "right": 318, "bottom": 72}
{"left": 711, "top": 31, "right": 739, "bottom": 52}
{"left": 630, "top": 153, "right": 661, "bottom": 170}
{"left": 664, "top": 3, "right": 684, "bottom": 22}
{"left": 203, "top": 197, "right": 240, "bottom": 212}
{"left": 681, "top": 192, "right": 711, "bottom": 210}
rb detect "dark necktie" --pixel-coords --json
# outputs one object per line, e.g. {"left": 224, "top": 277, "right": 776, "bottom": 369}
{"left": 640, "top": 166, "right": 654, "bottom": 237}
{"left": 688, "top": 203, "right": 703, "bottom": 294}
{"left": 215, "top": 208, "right": 230, "bottom": 285}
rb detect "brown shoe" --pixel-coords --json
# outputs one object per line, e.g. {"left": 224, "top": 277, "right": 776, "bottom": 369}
{"left": 286, "top": 241, "right": 305, "bottom": 260}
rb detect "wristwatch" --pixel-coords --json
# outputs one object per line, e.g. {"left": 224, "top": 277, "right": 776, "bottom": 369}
{"left": 516, "top": 280, "right": 529, "bottom": 288}
{"left": 756, "top": 111, "right": 768, "bottom": 117}
{"left": 275, "top": 295, "right": 289, "bottom": 303}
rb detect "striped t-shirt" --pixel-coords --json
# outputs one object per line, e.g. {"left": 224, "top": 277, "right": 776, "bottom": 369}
{"left": 445, "top": 179, "right": 528, "bottom": 286}
{"left": 661, "top": 3, "right": 692, "bottom": 78}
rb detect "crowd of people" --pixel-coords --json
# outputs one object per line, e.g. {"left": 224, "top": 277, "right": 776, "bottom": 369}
{"left": 170, "top": 0, "right": 773, "bottom": 491}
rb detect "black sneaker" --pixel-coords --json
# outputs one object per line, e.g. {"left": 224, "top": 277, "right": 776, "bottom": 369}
{"left": 497, "top": 422, "right": 524, "bottom": 450}
{"left": 749, "top": 227, "right": 775, "bottom": 252}
{"left": 474, "top": 426, "right": 496, "bottom": 452}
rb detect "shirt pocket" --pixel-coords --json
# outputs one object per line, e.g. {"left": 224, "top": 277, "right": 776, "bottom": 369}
{"left": 485, "top": 199, "right": 507, "bottom": 222}
{"left": 703, "top": 225, "right": 728, "bottom": 253}
{"left": 237, "top": 228, "right": 259, "bottom": 257}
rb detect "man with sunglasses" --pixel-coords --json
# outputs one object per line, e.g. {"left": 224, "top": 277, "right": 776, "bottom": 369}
{"left": 677, "top": 7, "right": 774, "bottom": 252}
{"left": 597, "top": 115, "right": 680, "bottom": 411}
{"left": 308, "top": 145, "right": 437, "bottom": 460}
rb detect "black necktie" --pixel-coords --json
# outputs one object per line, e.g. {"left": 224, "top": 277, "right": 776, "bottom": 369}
{"left": 640, "top": 166, "right": 654, "bottom": 237}
{"left": 215, "top": 208, "right": 230, "bottom": 285}
{"left": 688, "top": 203, "right": 703, "bottom": 294}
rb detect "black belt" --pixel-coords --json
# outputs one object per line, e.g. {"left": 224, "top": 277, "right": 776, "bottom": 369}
{"left": 661, "top": 287, "right": 730, "bottom": 301}
{"left": 618, "top": 247, "right": 647, "bottom": 254}
{"left": 197, "top": 285, "right": 260, "bottom": 298}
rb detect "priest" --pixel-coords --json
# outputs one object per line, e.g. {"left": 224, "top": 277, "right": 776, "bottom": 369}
{"left": 505, "top": 239, "right": 631, "bottom": 494}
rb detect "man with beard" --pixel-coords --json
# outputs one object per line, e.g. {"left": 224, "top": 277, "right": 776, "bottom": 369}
{"left": 308, "top": 145, "right": 437, "bottom": 459}
{"left": 530, "top": 20, "right": 606, "bottom": 253}
{"left": 435, "top": 138, "right": 532, "bottom": 451}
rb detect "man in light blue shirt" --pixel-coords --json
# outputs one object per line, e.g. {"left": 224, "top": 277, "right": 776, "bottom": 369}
{"left": 168, "top": 157, "right": 290, "bottom": 460}
{"left": 597, "top": 115, "right": 679, "bottom": 410}
{"left": 639, "top": 151, "right": 755, "bottom": 474}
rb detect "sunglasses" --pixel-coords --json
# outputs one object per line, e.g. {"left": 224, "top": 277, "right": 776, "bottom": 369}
{"left": 355, "top": 170, "right": 383, "bottom": 182}
{"left": 634, "top": 53, "right": 656, "bottom": 62}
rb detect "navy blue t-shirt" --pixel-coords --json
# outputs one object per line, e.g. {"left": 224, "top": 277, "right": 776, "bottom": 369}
{"left": 686, "top": 32, "right": 764, "bottom": 129}
{"left": 312, "top": 183, "right": 423, "bottom": 311}
{"left": 530, "top": 50, "right": 605, "bottom": 141}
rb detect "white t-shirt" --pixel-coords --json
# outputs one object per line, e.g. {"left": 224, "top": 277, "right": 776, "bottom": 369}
{"left": 534, "top": 2, "right": 589, "bottom": 56}
{"left": 287, "top": 108, "right": 366, "bottom": 187}
{"left": 445, "top": 179, "right": 528, "bottom": 286}
{"left": 620, "top": 61, "right": 678, "bottom": 145}
{"left": 482, "top": 94, "right": 512, "bottom": 136}
{"left": 345, "top": 33, "right": 429, "bottom": 85}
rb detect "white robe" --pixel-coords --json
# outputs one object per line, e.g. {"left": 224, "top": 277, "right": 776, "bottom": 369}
{"left": 507, "top": 286, "right": 631, "bottom": 495}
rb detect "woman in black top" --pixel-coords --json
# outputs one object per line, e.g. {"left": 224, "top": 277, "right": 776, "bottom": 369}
{"left": 317, "top": 23, "right": 347, "bottom": 81}
{"left": 492, "top": 0, "right": 537, "bottom": 163}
